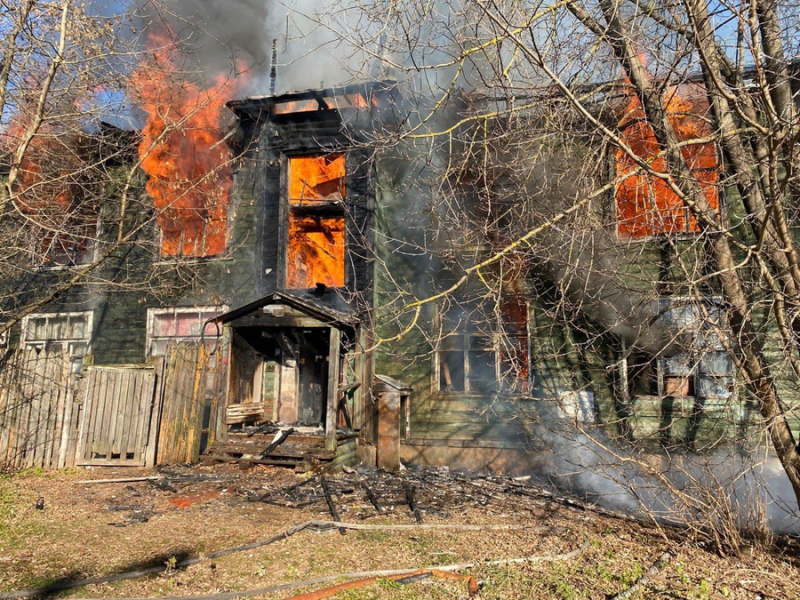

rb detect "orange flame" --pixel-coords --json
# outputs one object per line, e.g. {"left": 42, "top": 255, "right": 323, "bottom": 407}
{"left": 286, "top": 154, "right": 346, "bottom": 288}
{"left": 135, "top": 29, "right": 243, "bottom": 257}
{"left": 1, "top": 105, "right": 94, "bottom": 263}
{"left": 615, "top": 83, "right": 719, "bottom": 238}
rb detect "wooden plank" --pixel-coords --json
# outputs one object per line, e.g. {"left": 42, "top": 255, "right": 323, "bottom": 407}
{"left": 112, "top": 370, "right": 129, "bottom": 459}
{"left": 24, "top": 351, "right": 47, "bottom": 468}
{"left": 326, "top": 329, "right": 341, "bottom": 453}
{"left": 156, "top": 346, "right": 177, "bottom": 465}
{"left": 123, "top": 369, "right": 141, "bottom": 463}
{"left": 131, "top": 371, "right": 149, "bottom": 462}
{"left": 75, "top": 368, "right": 95, "bottom": 465}
{"left": 0, "top": 352, "right": 17, "bottom": 466}
{"left": 39, "top": 354, "right": 57, "bottom": 469}
{"left": 106, "top": 368, "right": 123, "bottom": 459}
{"left": 144, "top": 366, "right": 162, "bottom": 468}
{"left": 45, "top": 350, "right": 65, "bottom": 468}
{"left": 14, "top": 350, "right": 36, "bottom": 468}
{"left": 185, "top": 345, "right": 206, "bottom": 463}
{"left": 64, "top": 385, "right": 82, "bottom": 468}
{"left": 0, "top": 352, "right": 20, "bottom": 467}
{"left": 51, "top": 353, "right": 69, "bottom": 469}
{"left": 139, "top": 371, "right": 156, "bottom": 462}
{"left": 93, "top": 368, "right": 112, "bottom": 459}
{"left": 126, "top": 370, "right": 144, "bottom": 463}
{"left": 94, "top": 368, "right": 111, "bottom": 457}
{"left": 121, "top": 370, "right": 138, "bottom": 461}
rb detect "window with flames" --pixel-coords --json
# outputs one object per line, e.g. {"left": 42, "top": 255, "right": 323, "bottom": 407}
{"left": 614, "top": 84, "right": 720, "bottom": 238}
{"left": 286, "top": 154, "right": 346, "bottom": 289}
{"left": 435, "top": 298, "right": 529, "bottom": 395}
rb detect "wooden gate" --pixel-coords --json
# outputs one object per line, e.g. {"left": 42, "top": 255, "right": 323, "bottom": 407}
{"left": 156, "top": 342, "right": 226, "bottom": 465}
{"left": 76, "top": 366, "right": 159, "bottom": 466}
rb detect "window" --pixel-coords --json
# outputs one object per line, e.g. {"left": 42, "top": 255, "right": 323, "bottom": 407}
{"left": 146, "top": 307, "right": 225, "bottom": 357}
{"left": 286, "top": 154, "right": 346, "bottom": 288}
{"left": 655, "top": 298, "right": 734, "bottom": 399}
{"left": 39, "top": 215, "right": 99, "bottom": 267}
{"left": 435, "top": 298, "right": 529, "bottom": 395}
{"left": 21, "top": 312, "right": 93, "bottom": 373}
{"left": 615, "top": 83, "right": 720, "bottom": 238}
{"left": 158, "top": 211, "right": 227, "bottom": 258}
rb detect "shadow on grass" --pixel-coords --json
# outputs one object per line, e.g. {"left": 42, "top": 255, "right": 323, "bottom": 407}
{"left": 1, "top": 549, "right": 195, "bottom": 599}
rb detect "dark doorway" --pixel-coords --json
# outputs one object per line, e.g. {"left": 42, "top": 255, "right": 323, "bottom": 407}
{"left": 296, "top": 329, "right": 330, "bottom": 426}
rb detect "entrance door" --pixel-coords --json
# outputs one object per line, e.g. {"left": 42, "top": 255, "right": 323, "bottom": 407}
{"left": 296, "top": 329, "right": 329, "bottom": 426}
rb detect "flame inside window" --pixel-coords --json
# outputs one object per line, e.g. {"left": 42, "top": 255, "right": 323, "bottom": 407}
{"left": 289, "top": 154, "right": 345, "bottom": 204}
{"left": 615, "top": 84, "right": 719, "bottom": 238}
{"left": 287, "top": 154, "right": 346, "bottom": 288}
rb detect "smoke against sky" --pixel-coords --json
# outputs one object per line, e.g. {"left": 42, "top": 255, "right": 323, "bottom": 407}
{"left": 135, "top": 0, "right": 370, "bottom": 96}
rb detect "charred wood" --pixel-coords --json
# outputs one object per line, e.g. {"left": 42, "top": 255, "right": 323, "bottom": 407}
{"left": 402, "top": 481, "right": 423, "bottom": 524}
{"left": 261, "top": 428, "right": 295, "bottom": 457}
{"left": 320, "top": 474, "right": 346, "bottom": 535}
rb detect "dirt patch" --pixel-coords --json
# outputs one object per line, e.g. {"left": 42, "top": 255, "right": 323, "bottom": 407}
{"left": 0, "top": 464, "right": 798, "bottom": 599}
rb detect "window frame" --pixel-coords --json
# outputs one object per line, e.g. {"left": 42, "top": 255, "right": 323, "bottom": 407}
{"left": 646, "top": 296, "right": 735, "bottom": 399}
{"left": 282, "top": 151, "right": 348, "bottom": 290}
{"left": 145, "top": 306, "right": 227, "bottom": 358}
{"left": 37, "top": 213, "right": 102, "bottom": 270}
{"left": 433, "top": 302, "right": 530, "bottom": 396}
{"left": 21, "top": 311, "right": 94, "bottom": 373}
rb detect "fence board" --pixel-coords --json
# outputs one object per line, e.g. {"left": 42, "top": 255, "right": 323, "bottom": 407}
{"left": 156, "top": 343, "right": 226, "bottom": 465}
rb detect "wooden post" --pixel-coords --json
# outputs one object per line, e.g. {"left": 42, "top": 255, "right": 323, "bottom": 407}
{"left": 326, "top": 328, "right": 341, "bottom": 452}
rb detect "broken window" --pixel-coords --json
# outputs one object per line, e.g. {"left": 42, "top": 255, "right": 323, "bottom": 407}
{"left": 22, "top": 312, "right": 93, "bottom": 373}
{"left": 615, "top": 84, "right": 720, "bottom": 238}
{"left": 146, "top": 307, "right": 225, "bottom": 357}
{"left": 286, "top": 154, "right": 346, "bottom": 288}
{"left": 436, "top": 298, "right": 529, "bottom": 395}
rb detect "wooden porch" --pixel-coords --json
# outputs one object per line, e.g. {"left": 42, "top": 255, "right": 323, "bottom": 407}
{"left": 201, "top": 430, "right": 358, "bottom": 471}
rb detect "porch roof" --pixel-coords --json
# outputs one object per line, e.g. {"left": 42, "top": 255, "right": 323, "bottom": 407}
{"left": 209, "top": 291, "right": 357, "bottom": 331}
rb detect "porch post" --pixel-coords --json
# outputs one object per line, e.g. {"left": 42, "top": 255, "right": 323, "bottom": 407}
{"left": 325, "top": 328, "right": 341, "bottom": 452}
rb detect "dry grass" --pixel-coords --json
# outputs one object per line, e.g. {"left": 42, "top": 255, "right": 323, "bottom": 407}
{"left": 0, "top": 464, "right": 798, "bottom": 599}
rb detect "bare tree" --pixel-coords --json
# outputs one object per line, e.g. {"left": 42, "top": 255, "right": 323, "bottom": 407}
{"left": 0, "top": 0, "right": 242, "bottom": 336}
{"left": 325, "top": 0, "right": 800, "bottom": 532}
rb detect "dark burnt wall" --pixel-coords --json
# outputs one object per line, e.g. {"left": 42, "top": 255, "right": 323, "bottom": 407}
{"left": 246, "top": 107, "right": 376, "bottom": 315}
{"left": 17, "top": 100, "right": 377, "bottom": 366}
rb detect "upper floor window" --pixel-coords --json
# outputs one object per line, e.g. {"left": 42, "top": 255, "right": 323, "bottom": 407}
{"left": 39, "top": 215, "right": 99, "bottom": 268}
{"left": 615, "top": 83, "right": 720, "bottom": 239}
{"left": 435, "top": 297, "right": 529, "bottom": 395}
{"left": 21, "top": 312, "right": 93, "bottom": 373}
{"left": 286, "top": 154, "right": 346, "bottom": 288}
{"left": 146, "top": 307, "right": 225, "bottom": 357}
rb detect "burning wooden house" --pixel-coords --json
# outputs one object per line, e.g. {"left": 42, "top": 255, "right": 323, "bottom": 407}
{"left": 0, "top": 73, "right": 776, "bottom": 473}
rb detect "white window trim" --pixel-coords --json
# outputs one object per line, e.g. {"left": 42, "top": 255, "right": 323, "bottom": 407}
{"left": 145, "top": 306, "right": 227, "bottom": 358}
{"left": 21, "top": 311, "right": 94, "bottom": 347}
{"left": 624, "top": 296, "right": 734, "bottom": 399}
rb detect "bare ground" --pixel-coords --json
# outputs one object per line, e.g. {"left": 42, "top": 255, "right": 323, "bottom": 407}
{"left": 0, "top": 464, "right": 798, "bottom": 600}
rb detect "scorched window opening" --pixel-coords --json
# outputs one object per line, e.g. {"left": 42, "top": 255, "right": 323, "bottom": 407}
{"left": 285, "top": 153, "right": 347, "bottom": 289}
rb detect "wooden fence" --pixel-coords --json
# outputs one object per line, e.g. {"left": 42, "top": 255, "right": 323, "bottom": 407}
{"left": 77, "top": 366, "right": 159, "bottom": 467}
{"left": 0, "top": 342, "right": 226, "bottom": 470}
{"left": 0, "top": 348, "right": 81, "bottom": 470}
{"left": 156, "top": 342, "right": 227, "bottom": 465}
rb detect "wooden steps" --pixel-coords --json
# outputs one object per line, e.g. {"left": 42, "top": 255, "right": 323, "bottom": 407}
{"left": 201, "top": 431, "right": 358, "bottom": 471}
